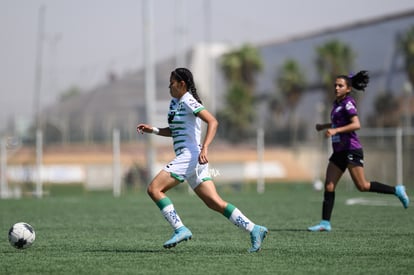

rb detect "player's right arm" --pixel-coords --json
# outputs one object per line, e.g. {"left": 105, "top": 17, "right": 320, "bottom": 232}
{"left": 315, "top": 123, "right": 331, "bottom": 131}
{"left": 137, "top": 124, "right": 172, "bottom": 137}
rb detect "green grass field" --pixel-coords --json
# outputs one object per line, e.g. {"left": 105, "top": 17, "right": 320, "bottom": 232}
{"left": 0, "top": 183, "right": 413, "bottom": 274}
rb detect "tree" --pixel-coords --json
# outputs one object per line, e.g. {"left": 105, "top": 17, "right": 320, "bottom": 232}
{"left": 367, "top": 92, "right": 400, "bottom": 127}
{"left": 398, "top": 26, "right": 414, "bottom": 88}
{"left": 59, "top": 86, "right": 82, "bottom": 102}
{"left": 218, "top": 82, "right": 254, "bottom": 142}
{"left": 221, "top": 44, "right": 263, "bottom": 90}
{"left": 315, "top": 39, "right": 356, "bottom": 119}
{"left": 219, "top": 44, "right": 263, "bottom": 142}
{"left": 397, "top": 26, "right": 414, "bottom": 184}
{"left": 275, "top": 59, "right": 307, "bottom": 145}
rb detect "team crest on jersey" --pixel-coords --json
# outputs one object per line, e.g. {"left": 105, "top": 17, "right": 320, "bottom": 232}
{"left": 168, "top": 100, "right": 179, "bottom": 123}
{"left": 169, "top": 100, "right": 177, "bottom": 109}
{"left": 168, "top": 111, "right": 176, "bottom": 123}
{"left": 334, "top": 106, "right": 343, "bottom": 113}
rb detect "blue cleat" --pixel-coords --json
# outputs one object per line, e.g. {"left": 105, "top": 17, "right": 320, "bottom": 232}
{"left": 308, "top": 220, "right": 331, "bottom": 232}
{"left": 249, "top": 225, "right": 268, "bottom": 253}
{"left": 163, "top": 226, "right": 192, "bottom": 249}
{"left": 395, "top": 185, "right": 409, "bottom": 209}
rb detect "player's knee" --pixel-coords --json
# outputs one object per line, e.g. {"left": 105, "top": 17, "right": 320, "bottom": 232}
{"left": 146, "top": 184, "right": 156, "bottom": 198}
{"left": 324, "top": 182, "right": 335, "bottom": 192}
{"left": 356, "top": 182, "right": 370, "bottom": 192}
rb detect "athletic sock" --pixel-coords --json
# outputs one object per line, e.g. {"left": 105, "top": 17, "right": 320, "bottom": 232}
{"left": 322, "top": 191, "right": 335, "bottom": 221}
{"left": 223, "top": 203, "right": 255, "bottom": 232}
{"left": 369, "top": 181, "right": 395, "bottom": 194}
{"left": 156, "top": 197, "right": 184, "bottom": 230}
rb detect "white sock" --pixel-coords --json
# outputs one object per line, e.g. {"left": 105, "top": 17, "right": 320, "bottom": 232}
{"left": 229, "top": 208, "right": 255, "bottom": 232}
{"left": 161, "top": 204, "right": 184, "bottom": 230}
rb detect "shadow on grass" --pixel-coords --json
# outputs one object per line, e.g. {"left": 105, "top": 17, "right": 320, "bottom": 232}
{"left": 268, "top": 228, "right": 308, "bottom": 232}
{"left": 83, "top": 248, "right": 163, "bottom": 253}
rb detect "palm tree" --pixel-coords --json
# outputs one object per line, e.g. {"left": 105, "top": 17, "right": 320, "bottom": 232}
{"left": 367, "top": 92, "right": 400, "bottom": 127}
{"left": 315, "top": 39, "right": 356, "bottom": 119}
{"left": 219, "top": 82, "right": 255, "bottom": 142}
{"left": 398, "top": 26, "right": 414, "bottom": 87}
{"left": 221, "top": 44, "right": 263, "bottom": 87}
{"left": 219, "top": 44, "right": 263, "bottom": 142}
{"left": 397, "top": 26, "right": 414, "bottom": 179}
{"left": 275, "top": 59, "right": 307, "bottom": 145}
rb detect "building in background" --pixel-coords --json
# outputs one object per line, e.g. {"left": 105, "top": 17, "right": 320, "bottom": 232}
{"left": 20, "top": 10, "right": 414, "bottom": 145}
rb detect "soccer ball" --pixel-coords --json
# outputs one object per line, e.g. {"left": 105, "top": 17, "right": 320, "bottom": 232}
{"left": 8, "top": 222, "right": 36, "bottom": 249}
{"left": 313, "top": 179, "right": 324, "bottom": 191}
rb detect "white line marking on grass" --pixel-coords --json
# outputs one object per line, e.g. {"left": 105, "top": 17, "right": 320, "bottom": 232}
{"left": 345, "top": 197, "right": 400, "bottom": 206}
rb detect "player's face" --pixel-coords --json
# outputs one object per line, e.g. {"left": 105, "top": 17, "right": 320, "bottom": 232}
{"left": 169, "top": 77, "right": 181, "bottom": 98}
{"left": 334, "top": 78, "right": 351, "bottom": 100}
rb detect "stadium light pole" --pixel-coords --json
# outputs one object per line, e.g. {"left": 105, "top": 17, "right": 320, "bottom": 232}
{"left": 175, "top": 0, "right": 187, "bottom": 67}
{"left": 256, "top": 95, "right": 267, "bottom": 194}
{"left": 113, "top": 129, "right": 121, "bottom": 197}
{"left": 0, "top": 138, "right": 8, "bottom": 198}
{"left": 396, "top": 127, "right": 403, "bottom": 185}
{"left": 403, "top": 82, "right": 413, "bottom": 131}
{"left": 203, "top": 0, "right": 216, "bottom": 115}
{"left": 33, "top": 5, "right": 46, "bottom": 198}
{"left": 143, "top": 0, "right": 156, "bottom": 180}
{"left": 35, "top": 130, "right": 43, "bottom": 198}
{"left": 256, "top": 127, "right": 265, "bottom": 194}
{"left": 403, "top": 82, "right": 412, "bottom": 173}
{"left": 33, "top": 5, "right": 45, "bottom": 132}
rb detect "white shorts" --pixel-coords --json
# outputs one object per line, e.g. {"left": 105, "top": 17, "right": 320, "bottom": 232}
{"left": 163, "top": 148, "right": 212, "bottom": 189}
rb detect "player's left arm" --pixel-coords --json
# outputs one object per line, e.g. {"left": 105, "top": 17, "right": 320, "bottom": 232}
{"left": 197, "top": 109, "right": 218, "bottom": 164}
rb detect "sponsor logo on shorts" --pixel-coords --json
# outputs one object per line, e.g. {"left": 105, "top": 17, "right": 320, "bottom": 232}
{"left": 196, "top": 164, "right": 220, "bottom": 178}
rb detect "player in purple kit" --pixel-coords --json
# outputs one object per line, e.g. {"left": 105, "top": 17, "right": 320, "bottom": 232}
{"left": 308, "top": 70, "right": 410, "bottom": 232}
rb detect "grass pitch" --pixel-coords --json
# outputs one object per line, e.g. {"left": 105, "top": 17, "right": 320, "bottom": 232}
{"left": 0, "top": 183, "right": 413, "bottom": 274}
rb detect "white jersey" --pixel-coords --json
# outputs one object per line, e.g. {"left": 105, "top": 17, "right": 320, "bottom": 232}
{"left": 168, "top": 92, "right": 205, "bottom": 155}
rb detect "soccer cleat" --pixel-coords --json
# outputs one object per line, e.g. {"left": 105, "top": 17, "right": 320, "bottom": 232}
{"left": 307, "top": 220, "right": 331, "bottom": 232}
{"left": 249, "top": 225, "right": 268, "bottom": 253}
{"left": 163, "top": 226, "right": 192, "bottom": 249}
{"left": 395, "top": 185, "right": 409, "bottom": 209}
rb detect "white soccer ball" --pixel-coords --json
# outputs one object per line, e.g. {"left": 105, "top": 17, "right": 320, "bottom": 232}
{"left": 313, "top": 179, "right": 324, "bottom": 191}
{"left": 8, "top": 222, "right": 36, "bottom": 249}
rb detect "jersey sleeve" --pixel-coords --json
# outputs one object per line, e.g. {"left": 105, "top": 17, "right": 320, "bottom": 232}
{"left": 184, "top": 96, "right": 205, "bottom": 115}
{"left": 345, "top": 98, "right": 358, "bottom": 117}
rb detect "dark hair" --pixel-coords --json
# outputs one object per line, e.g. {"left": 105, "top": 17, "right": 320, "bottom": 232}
{"left": 337, "top": 70, "right": 370, "bottom": 91}
{"left": 171, "top": 68, "right": 202, "bottom": 104}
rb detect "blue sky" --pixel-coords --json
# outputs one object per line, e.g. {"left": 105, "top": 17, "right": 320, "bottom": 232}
{"left": 1, "top": 0, "right": 414, "bottom": 130}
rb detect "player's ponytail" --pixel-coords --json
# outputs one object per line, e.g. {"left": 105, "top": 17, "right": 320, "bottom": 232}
{"left": 350, "top": 70, "right": 369, "bottom": 91}
{"left": 338, "top": 70, "right": 370, "bottom": 92}
{"left": 173, "top": 68, "right": 203, "bottom": 104}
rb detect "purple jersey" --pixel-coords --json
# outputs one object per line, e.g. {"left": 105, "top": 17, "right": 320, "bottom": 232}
{"left": 330, "top": 96, "right": 362, "bottom": 152}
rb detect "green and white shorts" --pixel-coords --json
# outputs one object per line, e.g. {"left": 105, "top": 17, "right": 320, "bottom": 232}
{"left": 163, "top": 148, "right": 212, "bottom": 189}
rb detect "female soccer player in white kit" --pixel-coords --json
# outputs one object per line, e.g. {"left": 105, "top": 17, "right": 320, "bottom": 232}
{"left": 137, "top": 67, "right": 268, "bottom": 252}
